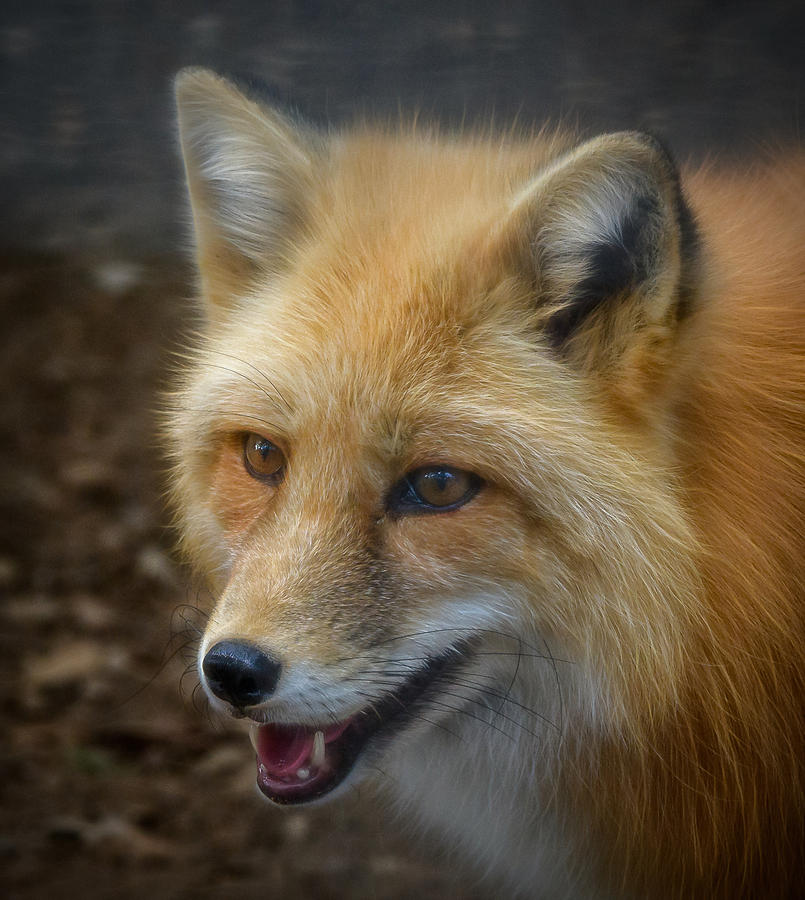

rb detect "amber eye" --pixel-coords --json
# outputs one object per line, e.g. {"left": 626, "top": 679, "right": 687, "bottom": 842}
{"left": 243, "top": 433, "right": 286, "bottom": 482}
{"left": 389, "top": 465, "right": 482, "bottom": 514}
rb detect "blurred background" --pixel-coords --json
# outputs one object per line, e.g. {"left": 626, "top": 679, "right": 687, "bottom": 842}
{"left": 1, "top": 2, "right": 803, "bottom": 898}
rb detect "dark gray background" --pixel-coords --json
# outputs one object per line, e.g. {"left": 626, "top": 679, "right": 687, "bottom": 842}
{"left": 2, "top": 0, "right": 804, "bottom": 256}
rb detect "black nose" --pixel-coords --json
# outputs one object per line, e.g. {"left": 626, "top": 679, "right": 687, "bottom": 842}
{"left": 202, "top": 640, "right": 282, "bottom": 708}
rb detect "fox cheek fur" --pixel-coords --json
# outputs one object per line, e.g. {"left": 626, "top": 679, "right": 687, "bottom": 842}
{"left": 167, "top": 68, "right": 805, "bottom": 898}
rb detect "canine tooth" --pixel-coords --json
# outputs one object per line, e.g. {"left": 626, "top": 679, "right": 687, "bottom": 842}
{"left": 311, "top": 730, "right": 325, "bottom": 768}
{"left": 249, "top": 725, "right": 259, "bottom": 752}
{"left": 296, "top": 767, "right": 310, "bottom": 780}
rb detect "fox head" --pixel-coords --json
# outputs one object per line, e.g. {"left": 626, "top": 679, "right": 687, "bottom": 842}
{"left": 169, "top": 68, "right": 702, "bottom": 874}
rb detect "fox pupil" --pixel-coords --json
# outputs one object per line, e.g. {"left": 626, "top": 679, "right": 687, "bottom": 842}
{"left": 243, "top": 432, "right": 285, "bottom": 481}
{"left": 420, "top": 470, "right": 451, "bottom": 497}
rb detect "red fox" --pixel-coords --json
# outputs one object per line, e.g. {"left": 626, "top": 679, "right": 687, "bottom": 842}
{"left": 169, "top": 68, "right": 805, "bottom": 898}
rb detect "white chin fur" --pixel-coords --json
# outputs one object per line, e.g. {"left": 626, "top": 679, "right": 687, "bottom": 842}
{"left": 206, "top": 585, "right": 592, "bottom": 895}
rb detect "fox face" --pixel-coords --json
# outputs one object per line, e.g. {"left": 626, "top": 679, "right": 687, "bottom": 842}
{"left": 169, "top": 69, "right": 805, "bottom": 897}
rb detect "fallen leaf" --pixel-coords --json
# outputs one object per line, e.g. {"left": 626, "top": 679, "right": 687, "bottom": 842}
{"left": 27, "top": 640, "right": 106, "bottom": 689}
{"left": 48, "top": 814, "right": 177, "bottom": 862}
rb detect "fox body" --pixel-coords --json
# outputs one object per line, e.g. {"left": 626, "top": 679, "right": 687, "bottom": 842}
{"left": 170, "top": 69, "right": 805, "bottom": 898}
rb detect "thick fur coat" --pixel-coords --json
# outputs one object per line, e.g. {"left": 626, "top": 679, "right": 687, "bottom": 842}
{"left": 168, "top": 69, "right": 805, "bottom": 898}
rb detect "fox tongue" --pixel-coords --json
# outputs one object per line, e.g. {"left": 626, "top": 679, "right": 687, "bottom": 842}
{"left": 257, "top": 723, "right": 315, "bottom": 777}
{"left": 255, "top": 720, "right": 353, "bottom": 778}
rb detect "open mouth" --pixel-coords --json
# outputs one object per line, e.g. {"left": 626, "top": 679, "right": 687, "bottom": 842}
{"left": 251, "top": 642, "right": 470, "bottom": 805}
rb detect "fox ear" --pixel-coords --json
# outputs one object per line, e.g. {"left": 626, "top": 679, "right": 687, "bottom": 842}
{"left": 175, "top": 68, "right": 321, "bottom": 313}
{"left": 510, "top": 132, "right": 697, "bottom": 379}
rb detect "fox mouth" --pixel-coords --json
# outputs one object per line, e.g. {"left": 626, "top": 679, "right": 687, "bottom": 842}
{"left": 250, "top": 642, "right": 470, "bottom": 805}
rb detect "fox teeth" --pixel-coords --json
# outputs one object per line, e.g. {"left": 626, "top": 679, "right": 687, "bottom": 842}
{"left": 311, "top": 730, "right": 325, "bottom": 769}
{"left": 296, "top": 767, "right": 310, "bottom": 780}
{"left": 249, "top": 724, "right": 259, "bottom": 752}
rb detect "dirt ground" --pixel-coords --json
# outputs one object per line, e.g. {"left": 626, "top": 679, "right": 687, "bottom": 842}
{"left": 0, "top": 257, "right": 488, "bottom": 900}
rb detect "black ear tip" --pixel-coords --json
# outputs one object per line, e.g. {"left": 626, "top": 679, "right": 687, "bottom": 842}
{"left": 633, "top": 130, "right": 674, "bottom": 159}
{"left": 609, "top": 130, "right": 679, "bottom": 171}
{"left": 174, "top": 66, "right": 225, "bottom": 101}
{"left": 174, "top": 67, "right": 275, "bottom": 112}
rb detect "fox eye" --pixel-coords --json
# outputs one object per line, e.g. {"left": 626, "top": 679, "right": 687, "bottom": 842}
{"left": 243, "top": 433, "right": 286, "bottom": 482}
{"left": 389, "top": 466, "right": 482, "bottom": 514}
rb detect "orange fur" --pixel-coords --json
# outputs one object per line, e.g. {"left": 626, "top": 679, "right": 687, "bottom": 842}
{"left": 168, "top": 70, "right": 805, "bottom": 898}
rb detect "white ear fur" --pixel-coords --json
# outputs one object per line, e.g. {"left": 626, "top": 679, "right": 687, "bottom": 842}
{"left": 175, "top": 68, "right": 321, "bottom": 309}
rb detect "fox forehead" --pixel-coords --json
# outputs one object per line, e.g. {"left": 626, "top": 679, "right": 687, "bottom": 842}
{"left": 189, "top": 250, "right": 570, "bottom": 455}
